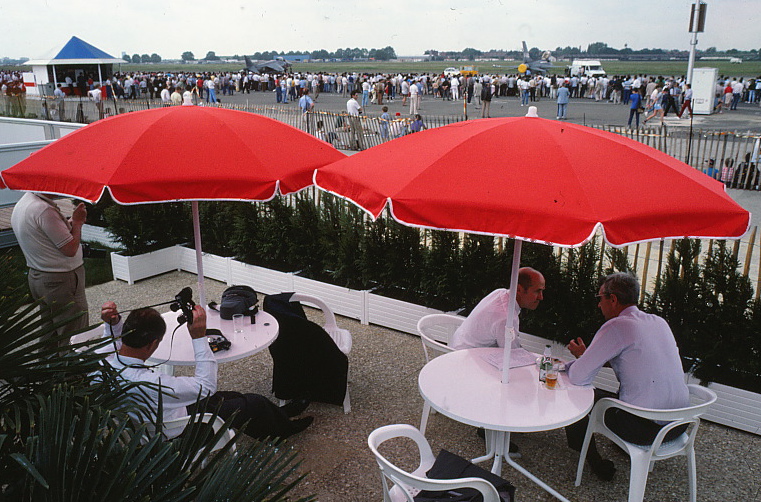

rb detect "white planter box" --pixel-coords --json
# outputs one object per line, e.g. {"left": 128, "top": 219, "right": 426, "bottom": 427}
{"left": 366, "top": 291, "right": 445, "bottom": 335}
{"left": 112, "top": 245, "right": 761, "bottom": 435}
{"left": 686, "top": 376, "right": 761, "bottom": 435}
{"left": 81, "top": 224, "right": 120, "bottom": 249}
{"left": 229, "top": 260, "right": 294, "bottom": 295}
{"left": 292, "top": 274, "right": 366, "bottom": 322}
{"left": 110, "top": 247, "right": 179, "bottom": 284}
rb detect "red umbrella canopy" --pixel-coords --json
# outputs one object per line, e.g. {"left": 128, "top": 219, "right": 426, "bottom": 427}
{"left": 1, "top": 106, "right": 346, "bottom": 203}
{"left": 315, "top": 116, "right": 749, "bottom": 247}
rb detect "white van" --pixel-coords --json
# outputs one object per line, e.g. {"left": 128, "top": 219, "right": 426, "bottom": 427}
{"left": 567, "top": 60, "right": 606, "bottom": 78}
{"left": 443, "top": 67, "right": 459, "bottom": 78}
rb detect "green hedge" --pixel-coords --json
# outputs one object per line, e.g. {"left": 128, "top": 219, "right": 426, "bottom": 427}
{"left": 102, "top": 193, "right": 761, "bottom": 393}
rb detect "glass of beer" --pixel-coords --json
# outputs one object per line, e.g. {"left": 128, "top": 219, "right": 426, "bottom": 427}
{"left": 545, "top": 364, "right": 559, "bottom": 390}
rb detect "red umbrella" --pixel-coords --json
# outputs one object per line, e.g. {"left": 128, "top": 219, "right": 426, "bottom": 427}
{"left": 2, "top": 105, "right": 346, "bottom": 304}
{"left": 315, "top": 112, "right": 750, "bottom": 381}
{"left": 315, "top": 115, "right": 748, "bottom": 247}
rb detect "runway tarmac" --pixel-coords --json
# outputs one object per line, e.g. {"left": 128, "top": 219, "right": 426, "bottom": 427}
{"left": 214, "top": 86, "right": 761, "bottom": 131}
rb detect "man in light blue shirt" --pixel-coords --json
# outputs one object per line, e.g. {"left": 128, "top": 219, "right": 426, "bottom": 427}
{"left": 556, "top": 84, "right": 570, "bottom": 119}
{"left": 565, "top": 272, "right": 689, "bottom": 481}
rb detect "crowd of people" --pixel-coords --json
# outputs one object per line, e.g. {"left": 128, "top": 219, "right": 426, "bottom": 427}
{"left": 3, "top": 67, "right": 759, "bottom": 123}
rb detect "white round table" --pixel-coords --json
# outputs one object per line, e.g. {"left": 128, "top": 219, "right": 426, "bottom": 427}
{"left": 418, "top": 347, "right": 593, "bottom": 502}
{"left": 147, "top": 307, "right": 279, "bottom": 367}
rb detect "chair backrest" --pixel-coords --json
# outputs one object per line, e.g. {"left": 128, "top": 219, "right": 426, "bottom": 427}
{"left": 368, "top": 424, "right": 501, "bottom": 502}
{"left": 416, "top": 314, "right": 463, "bottom": 363}
{"left": 70, "top": 324, "right": 107, "bottom": 346}
{"left": 290, "top": 292, "right": 352, "bottom": 354}
{"left": 596, "top": 384, "right": 717, "bottom": 424}
{"left": 148, "top": 413, "right": 236, "bottom": 461}
{"left": 594, "top": 384, "right": 717, "bottom": 456}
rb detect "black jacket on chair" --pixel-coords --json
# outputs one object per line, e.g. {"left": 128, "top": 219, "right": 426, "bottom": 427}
{"left": 263, "top": 293, "right": 348, "bottom": 406}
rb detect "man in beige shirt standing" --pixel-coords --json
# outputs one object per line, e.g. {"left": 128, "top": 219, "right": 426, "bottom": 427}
{"left": 11, "top": 193, "right": 89, "bottom": 346}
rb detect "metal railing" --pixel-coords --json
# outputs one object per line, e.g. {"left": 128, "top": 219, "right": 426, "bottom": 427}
{"left": 7, "top": 96, "right": 758, "bottom": 186}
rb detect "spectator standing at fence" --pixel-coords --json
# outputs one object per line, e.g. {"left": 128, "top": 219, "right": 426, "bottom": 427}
{"left": 401, "top": 78, "right": 410, "bottom": 106}
{"left": 723, "top": 81, "right": 733, "bottom": 110}
{"left": 704, "top": 159, "right": 719, "bottom": 179}
{"left": 346, "top": 90, "right": 364, "bottom": 150}
{"left": 409, "top": 79, "right": 420, "bottom": 115}
{"left": 519, "top": 77, "right": 530, "bottom": 106}
{"left": 11, "top": 194, "right": 89, "bottom": 347}
{"left": 206, "top": 77, "right": 217, "bottom": 104}
{"left": 160, "top": 85, "right": 171, "bottom": 106}
{"left": 721, "top": 159, "right": 735, "bottom": 186}
{"left": 54, "top": 83, "right": 66, "bottom": 121}
{"left": 375, "top": 79, "right": 384, "bottom": 106}
{"left": 380, "top": 106, "right": 391, "bottom": 140}
{"left": 171, "top": 87, "right": 182, "bottom": 106}
{"left": 473, "top": 79, "right": 483, "bottom": 109}
{"left": 409, "top": 114, "right": 426, "bottom": 133}
{"left": 481, "top": 81, "right": 492, "bottom": 118}
{"left": 731, "top": 79, "right": 743, "bottom": 110}
{"left": 556, "top": 83, "right": 570, "bottom": 120}
{"left": 361, "top": 79, "right": 371, "bottom": 108}
{"left": 299, "top": 89, "right": 314, "bottom": 133}
{"left": 87, "top": 84, "right": 104, "bottom": 120}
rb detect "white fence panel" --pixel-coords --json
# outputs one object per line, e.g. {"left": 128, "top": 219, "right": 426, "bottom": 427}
{"left": 110, "top": 247, "right": 178, "bottom": 284}
{"left": 367, "top": 292, "right": 445, "bottom": 335}
{"left": 229, "top": 260, "right": 294, "bottom": 295}
{"left": 291, "top": 275, "right": 366, "bottom": 322}
{"left": 202, "top": 254, "right": 231, "bottom": 283}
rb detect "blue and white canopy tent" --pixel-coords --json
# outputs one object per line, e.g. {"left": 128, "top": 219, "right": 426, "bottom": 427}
{"left": 24, "top": 36, "right": 123, "bottom": 95}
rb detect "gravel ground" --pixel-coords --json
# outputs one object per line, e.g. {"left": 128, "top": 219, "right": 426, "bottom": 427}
{"left": 86, "top": 271, "right": 761, "bottom": 502}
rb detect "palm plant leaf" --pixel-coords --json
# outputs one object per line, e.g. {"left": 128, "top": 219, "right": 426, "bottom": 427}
{"left": 0, "top": 283, "right": 314, "bottom": 502}
{"left": 10, "top": 386, "right": 194, "bottom": 502}
{"left": 191, "top": 438, "right": 315, "bottom": 502}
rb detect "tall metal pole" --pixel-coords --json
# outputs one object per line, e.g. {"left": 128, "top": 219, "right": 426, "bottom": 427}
{"left": 686, "top": 1, "right": 706, "bottom": 85}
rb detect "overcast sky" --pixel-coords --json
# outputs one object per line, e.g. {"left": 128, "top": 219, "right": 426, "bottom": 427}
{"left": 3, "top": 0, "right": 757, "bottom": 60}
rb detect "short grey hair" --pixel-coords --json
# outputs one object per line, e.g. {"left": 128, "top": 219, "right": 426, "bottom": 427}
{"left": 600, "top": 272, "right": 639, "bottom": 305}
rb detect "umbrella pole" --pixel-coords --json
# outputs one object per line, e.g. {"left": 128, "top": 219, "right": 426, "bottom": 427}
{"left": 502, "top": 239, "right": 522, "bottom": 384}
{"left": 192, "top": 201, "right": 207, "bottom": 308}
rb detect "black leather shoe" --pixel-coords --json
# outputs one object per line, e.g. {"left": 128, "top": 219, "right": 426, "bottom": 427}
{"left": 588, "top": 457, "right": 616, "bottom": 481}
{"left": 281, "top": 399, "right": 310, "bottom": 418}
{"left": 286, "top": 416, "right": 314, "bottom": 436}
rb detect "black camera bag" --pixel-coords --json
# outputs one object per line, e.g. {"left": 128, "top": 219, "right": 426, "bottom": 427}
{"left": 219, "top": 285, "right": 259, "bottom": 321}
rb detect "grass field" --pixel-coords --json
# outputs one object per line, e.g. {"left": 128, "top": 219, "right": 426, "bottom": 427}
{"left": 6, "top": 60, "right": 760, "bottom": 78}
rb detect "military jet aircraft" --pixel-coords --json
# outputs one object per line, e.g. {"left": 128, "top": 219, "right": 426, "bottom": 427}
{"left": 493, "top": 42, "right": 563, "bottom": 75}
{"left": 244, "top": 55, "right": 291, "bottom": 74}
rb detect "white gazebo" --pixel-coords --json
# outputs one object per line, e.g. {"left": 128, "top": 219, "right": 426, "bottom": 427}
{"left": 23, "top": 36, "right": 123, "bottom": 97}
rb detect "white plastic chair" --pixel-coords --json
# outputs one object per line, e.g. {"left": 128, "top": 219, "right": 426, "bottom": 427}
{"left": 287, "top": 292, "right": 352, "bottom": 413}
{"left": 575, "top": 384, "right": 718, "bottom": 502}
{"left": 164, "top": 413, "right": 235, "bottom": 456}
{"left": 146, "top": 413, "right": 237, "bottom": 465}
{"left": 69, "top": 324, "right": 105, "bottom": 345}
{"left": 416, "top": 314, "right": 462, "bottom": 433}
{"left": 417, "top": 313, "right": 462, "bottom": 363}
{"left": 368, "top": 424, "right": 501, "bottom": 502}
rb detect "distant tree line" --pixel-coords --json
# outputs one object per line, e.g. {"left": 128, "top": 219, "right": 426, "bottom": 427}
{"left": 114, "top": 43, "right": 759, "bottom": 65}
{"left": 425, "top": 43, "right": 761, "bottom": 61}
{"left": 176, "top": 47, "right": 397, "bottom": 62}
{"left": 122, "top": 53, "right": 162, "bottom": 64}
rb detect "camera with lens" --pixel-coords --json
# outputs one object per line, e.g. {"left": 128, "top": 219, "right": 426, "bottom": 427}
{"left": 170, "top": 287, "right": 195, "bottom": 326}
{"left": 206, "top": 329, "right": 231, "bottom": 352}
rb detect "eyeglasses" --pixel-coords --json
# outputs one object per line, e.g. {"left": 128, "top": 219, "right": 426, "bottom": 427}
{"left": 595, "top": 293, "right": 611, "bottom": 299}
